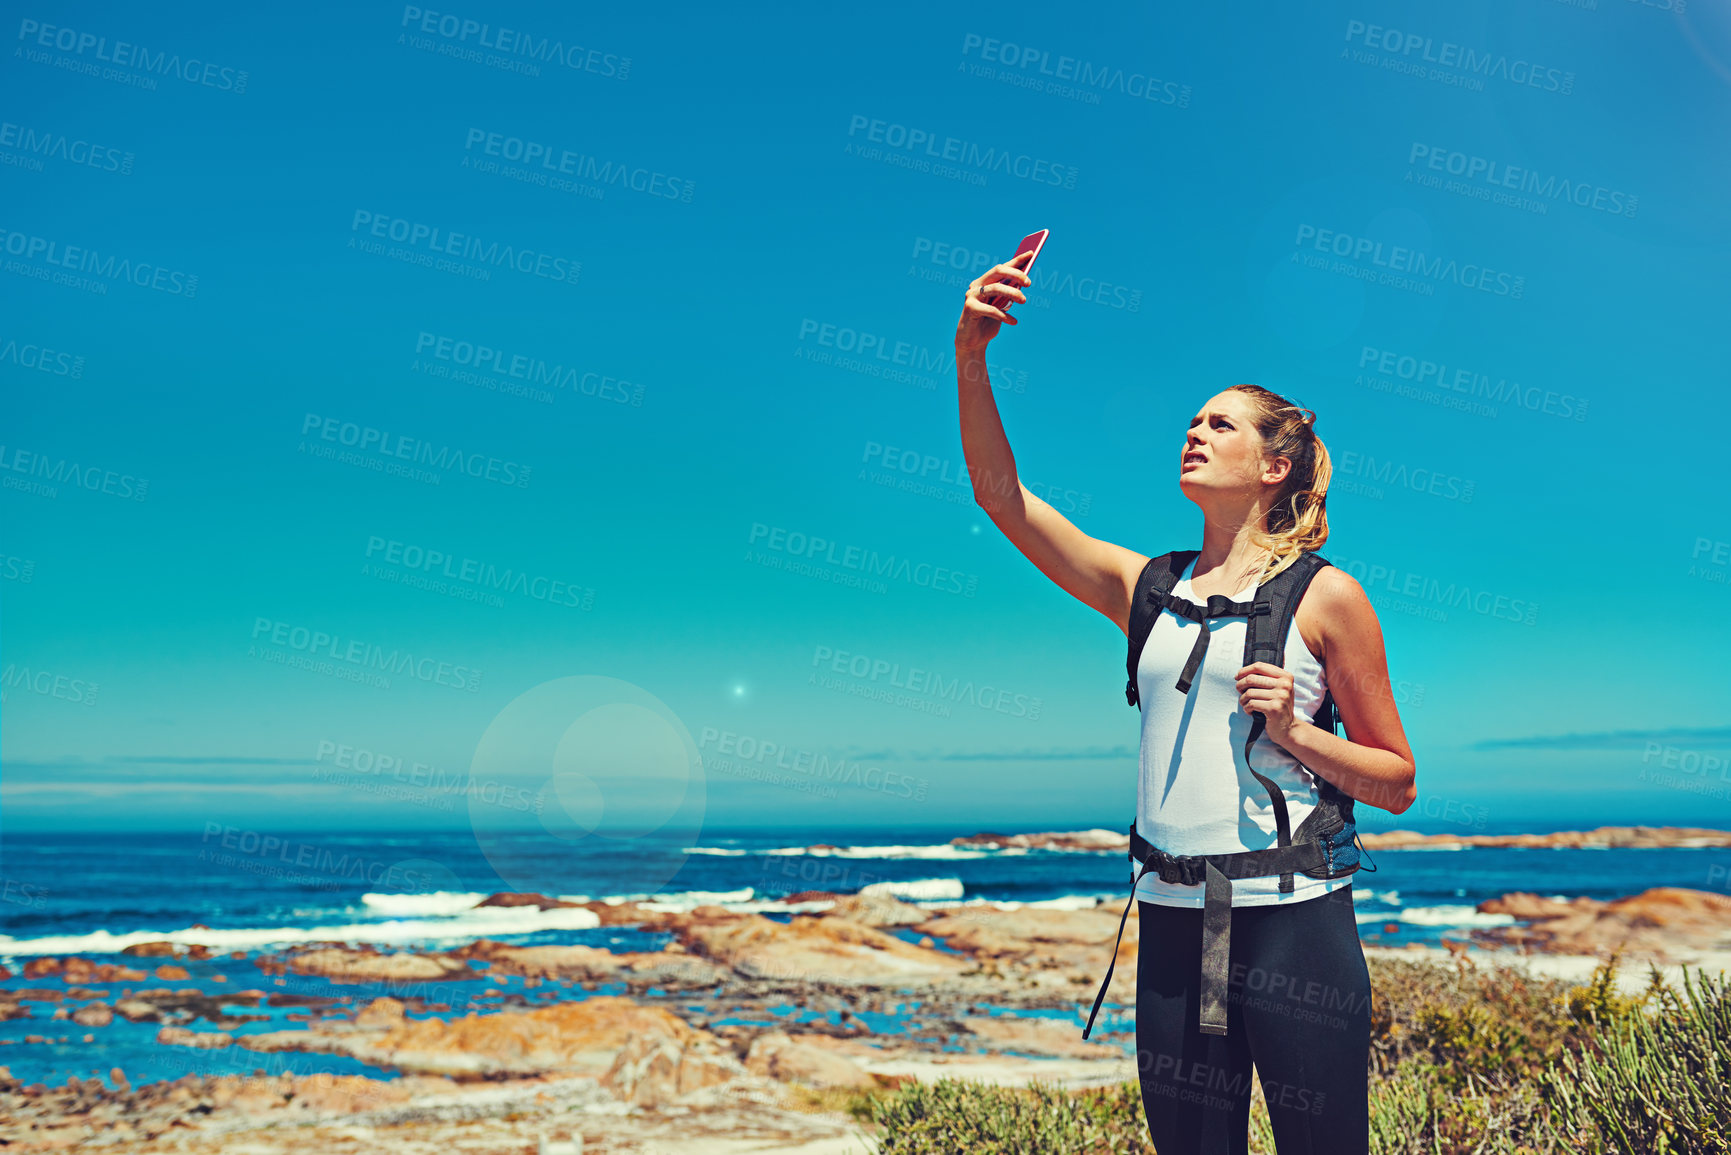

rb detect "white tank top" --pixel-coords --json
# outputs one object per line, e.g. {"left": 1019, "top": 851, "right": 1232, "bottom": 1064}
{"left": 1133, "top": 554, "right": 1350, "bottom": 908}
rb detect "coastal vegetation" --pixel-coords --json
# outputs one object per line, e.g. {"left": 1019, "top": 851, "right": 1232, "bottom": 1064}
{"left": 847, "top": 952, "right": 1729, "bottom": 1154}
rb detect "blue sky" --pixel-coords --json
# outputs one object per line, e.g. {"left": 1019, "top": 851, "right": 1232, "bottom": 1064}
{"left": 3, "top": 0, "right": 1729, "bottom": 837}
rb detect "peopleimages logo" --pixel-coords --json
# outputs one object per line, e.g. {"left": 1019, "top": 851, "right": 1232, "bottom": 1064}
{"left": 462, "top": 128, "right": 693, "bottom": 202}
{"left": 811, "top": 644, "right": 1043, "bottom": 720}
{"left": 0, "top": 227, "right": 198, "bottom": 296}
{"left": 1407, "top": 143, "right": 1637, "bottom": 218}
{"left": 958, "top": 33, "right": 1191, "bottom": 107}
{"left": 413, "top": 331, "right": 643, "bottom": 405}
{"left": 349, "top": 211, "right": 580, "bottom": 285}
{"left": 398, "top": 6, "right": 631, "bottom": 79}
{"left": 249, "top": 617, "right": 484, "bottom": 692}
{"left": 15, "top": 18, "right": 250, "bottom": 92}
{"left": 0, "top": 443, "right": 148, "bottom": 500}
{"left": 0, "top": 336, "right": 84, "bottom": 378}
{"left": 363, "top": 535, "right": 594, "bottom": 610}
{"left": 747, "top": 523, "right": 979, "bottom": 598}
{"left": 1328, "top": 555, "right": 1538, "bottom": 627}
{"left": 1342, "top": 20, "right": 1573, "bottom": 94}
{"left": 1356, "top": 346, "right": 1588, "bottom": 422}
{"left": 299, "top": 413, "right": 533, "bottom": 488}
{"left": 698, "top": 727, "right": 928, "bottom": 802}
{"left": 0, "top": 663, "right": 99, "bottom": 706}
{"left": 1294, "top": 224, "right": 1524, "bottom": 299}
{"left": 0, "top": 119, "right": 133, "bottom": 174}
{"left": 845, "top": 114, "right": 1078, "bottom": 188}
{"left": 1334, "top": 449, "right": 1474, "bottom": 503}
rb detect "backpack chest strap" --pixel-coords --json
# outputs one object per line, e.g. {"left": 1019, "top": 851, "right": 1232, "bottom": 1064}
{"left": 1146, "top": 590, "right": 1269, "bottom": 694}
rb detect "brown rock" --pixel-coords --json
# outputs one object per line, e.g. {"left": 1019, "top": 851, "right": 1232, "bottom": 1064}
{"left": 354, "top": 997, "right": 407, "bottom": 1028}
{"left": 953, "top": 829, "right": 1132, "bottom": 853}
{"left": 916, "top": 906, "right": 1129, "bottom": 958}
{"left": 603, "top": 1027, "right": 744, "bottom": 1105}
{"left": 71, "top": 1004, "right": 113, "bottom": 1028}
{"left": 824, "top": 894, "right": 929, "bottom": 928}
{"left": 946, "top": 825, "right": 1731, "bottom": 855}
{"left": 204, "top": 1073, "right": 295, "bottom": 1114}
{"left": 280, "top": 1072, "right": 435, "bottom": 1114}
{"left": 745, "top": 1032, "right": 876, "bottom": 1088}
{"left": 155, "top": 965, "right": 191, "bottom": 980}
{"left": 276, "top": 947, "right": 478, "bottom": 983}
{"left": 157, "top": 1026, "right": 233, "bottom": 1049}
{"left": 960, "top": 1015, "right": 1122, "bottom": 1059}
{"left": 473, "top": 892, "right": 582, "bottom": 910}
{"left": 1363, "top": 826, "right": 1731, "bottom": 850}
{"left": 58, "top": 958, "right": 147, "bottom": 983}
{"left": 449, "top": 939, "right": 724, "bottom": 986}
{"left": 113, "top": 999, "right": 163, "bottom": 1023}
{"left": 579, "top": 900, "right": 668, "bottom": 927}
{"left": 237, "top": 995, "right": 728, "bottom": 1081}
{"left": 914, "top": 905, "right": 1140, "bottom": 999}
{"left": 1478, "top": 893, "right": 1588, "bottom": 920}
{"left": 669, "top": 909, "right": 969, "bottom": 985}
{"left": 1469, "top": 886, "right": 1731, "bottom": 962}
{"left": 121, "top": 941, "right": 190, "bottom": 957}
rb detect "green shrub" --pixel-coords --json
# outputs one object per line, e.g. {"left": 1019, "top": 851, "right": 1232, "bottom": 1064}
{"left": 867, "top": 1078, "right": 1153, "bottom": 1155}
{"left": 862, "top": 955, "right": 1730, "bottom": 1155}
{"left": 1366, "top": 953, "right": 1586, "bottom": 1086}
{"left": 1542, "top": 963, "right": 1731, "bottom": 1154}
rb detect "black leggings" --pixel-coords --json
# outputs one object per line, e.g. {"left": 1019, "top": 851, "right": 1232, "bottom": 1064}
{"left": 1134, "top": 885, "right": 1371, "bottom": 1155}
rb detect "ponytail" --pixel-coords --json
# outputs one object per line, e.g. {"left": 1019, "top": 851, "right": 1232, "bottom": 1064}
{"left": 1227, "top": 384, "right": 1331, "bottom": 583}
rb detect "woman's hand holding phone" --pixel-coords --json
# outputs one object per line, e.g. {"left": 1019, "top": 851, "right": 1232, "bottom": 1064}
{"left": 956, "top": 230, "right": 1046, "bottom": 353}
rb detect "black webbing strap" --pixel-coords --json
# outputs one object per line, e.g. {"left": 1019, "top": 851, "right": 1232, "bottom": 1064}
{"left": 1080, "top": 842, "right": 1155, "bottom": 1041}
{"left": 1149, "top": 590, "right": 1264, "bottom": 695}
{"left": 1081, "top": 826, "right": 1330, "bottom": 1039}
{"left": 1201, "top": 862, "right": 1233, "bottom": 1034}
{"left": 1243, "top": 712, "right": 1295, "bottom": 889}
{"left": 1125, "top": 551, "right": 1196, "bottom": 706}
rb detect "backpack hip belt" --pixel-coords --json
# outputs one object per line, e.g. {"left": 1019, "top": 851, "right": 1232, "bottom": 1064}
{"left": 1081, "top": 549, "right": 1375, "bottom": 1042}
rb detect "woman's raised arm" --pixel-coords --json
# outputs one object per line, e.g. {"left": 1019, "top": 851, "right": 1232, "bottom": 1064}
{"left": 955, "top": 253, "right": 1148, "bottom": 636}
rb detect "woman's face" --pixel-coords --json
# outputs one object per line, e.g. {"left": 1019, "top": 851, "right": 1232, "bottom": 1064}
{"left": 1179, "top": 390, "right": 1286, "bottom": 497}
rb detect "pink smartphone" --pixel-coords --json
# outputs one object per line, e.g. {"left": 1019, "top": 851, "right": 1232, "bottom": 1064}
{"left": 989, "top": 228, "right": 1048, "bottom": 312}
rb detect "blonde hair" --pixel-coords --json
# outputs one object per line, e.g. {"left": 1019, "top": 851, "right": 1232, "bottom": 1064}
{"left": 1227, "top": 383, "right": 1331, "bottom": 584}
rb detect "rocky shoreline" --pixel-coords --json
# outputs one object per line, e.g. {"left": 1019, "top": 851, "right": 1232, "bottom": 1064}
{"left": 952, "top": 824, "right": 1731, "bottom": 853}
{"left": 5, "top": 828, "right": 1731, "bottom": 1151}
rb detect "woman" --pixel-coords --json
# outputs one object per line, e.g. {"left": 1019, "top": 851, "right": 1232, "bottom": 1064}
{"left": 954, "top": 250, "right": 1417, "bottom": 1154}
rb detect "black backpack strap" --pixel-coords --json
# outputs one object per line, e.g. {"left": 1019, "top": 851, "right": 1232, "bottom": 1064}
{"left": 1244, "top": 552, "right": 1330, "bottom": 673}
{"left": 1125, "top": 551, "right": 1198, "bottom": 707}
{"left": 1240, "top": 553, "right": 1333, "bottom": 891}
{"left": 1080, "top": 822, "right": 1155, "bottom": 1041}
{"left": 1314, "top": 689, "right": 1339, "bottom": 735}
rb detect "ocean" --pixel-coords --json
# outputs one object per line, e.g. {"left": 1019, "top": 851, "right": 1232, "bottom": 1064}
{"left": 2, "top": 826, "right": 1724, "bottom": 1089}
